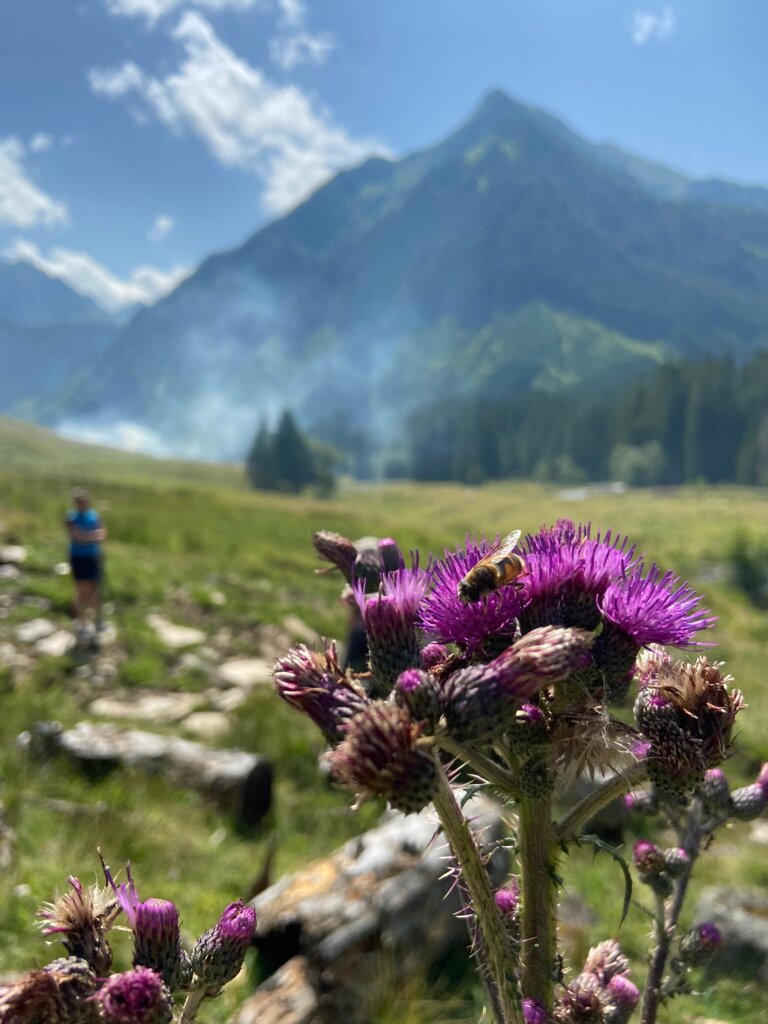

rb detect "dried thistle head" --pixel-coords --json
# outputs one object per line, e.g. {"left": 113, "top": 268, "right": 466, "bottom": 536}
{"left": 37, "top": 876, "right": 119, "bottom": 976}
{"left": 550, "top": 709, "right": 638, "bottom": 785}
{"left": 0, "top": 956, "right": 98, "bottom": 1024}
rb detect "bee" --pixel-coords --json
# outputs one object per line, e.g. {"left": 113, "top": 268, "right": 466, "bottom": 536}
{"left": 457, "top": 530, "right": 526, "bottom": 604}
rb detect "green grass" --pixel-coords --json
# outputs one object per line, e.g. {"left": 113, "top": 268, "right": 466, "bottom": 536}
{"left": 0, "top": 420, "right": 767, "bottom": 1022}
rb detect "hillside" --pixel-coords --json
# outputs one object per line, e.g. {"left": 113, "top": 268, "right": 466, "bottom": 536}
{"left": 35, "top": 90, "right": 768, "bottom": 458}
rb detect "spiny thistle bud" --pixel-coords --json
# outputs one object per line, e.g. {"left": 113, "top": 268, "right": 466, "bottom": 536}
{"left": 553, "top": 972, "right": 605, "bottom": 1023}
{"left": 603, "top": 974, "right": 640, "bottom": 1024}
{"left": 37, "top": 875, "right": 119, "bottom": 976}
{"left": 700, "top": 767, "right": 731, "bottom": 815}
{"left": 519, "top": 754, "right": 555, "bottom": 798}
{"left": 442, "top": 626, "right": 592, "bottom": 742}
{"left": 634, "top": 652, "right": 743, "bottom": 798}
{"left": 95, "top": 966, "right": 174, "bottom": 1024}
{"left": 328, "top": 704, "right": 438, "bottom": 814}
{"left": 662, "top": 847, "right": 691, "bottom": 877}
{"left": 103, "top": 862, "right": 190, "bottom": 991}
{"left": 273, "top": 641, "right": 369, "bottom": 745}
{"left": 494, "top": 882, "right": 520, "bottom": 946}
{"left": 0, "top": 960, "right": 96, "bottom": 1024}
{"left": 592, "top": 623, "right": 642, "bottom": 703}
{"left": 523, "top": 997, "right": 548, "bottom": 1024}
{"left": 730, "top": 782, "right": 768, "bottom": 821}
{"left": 312, "top": 530, "right": 359, "bottom": 583}
{"left": 377, "top": 537, "right": 404, "bottom": 573}
{"left": 354, "top": 570, "right": 428, "bottom": 695}
{"left": 678, "top": 921, "right": 722, "bottom": 966}
{"left": 633, "top": 839, "right": 665, "bottom": 877}
{"left": 394, "top": 669, "right": 442, "bottom": 733}
{"left": 421, "top": 642, "right": 449, "bottom": 671}
{"left": 190, "top": 900, "right": 257, "bottom": 994}
{"left": 581, "top": 939, "right": 630, "bottom": 983}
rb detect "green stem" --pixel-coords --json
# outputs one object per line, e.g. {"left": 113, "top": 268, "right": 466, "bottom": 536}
{"left": 431, "top": 762, "right": 523, "bottom": 1024}
{"left": 554, "top": 762, "right": 647, "bottom": 844}
{"left": 179, "top": 985, "right": 207, "bottom": 1023}
{"left": 435, "top": 734, "right": 520, "bottom": 798}
{"left": 519, "top": 795, "right": 557, "bottom": 1010}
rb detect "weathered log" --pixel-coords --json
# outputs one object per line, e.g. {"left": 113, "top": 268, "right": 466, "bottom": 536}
{"left": 235, "top": 797, "right": 508, "bottom": 1024}
{"left": 23, "top": 721, "right": 272, "bottom": 828}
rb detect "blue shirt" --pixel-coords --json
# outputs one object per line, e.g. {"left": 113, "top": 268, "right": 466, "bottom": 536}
{"left": 67, "top": 509, "right": 102, "bottom": 558}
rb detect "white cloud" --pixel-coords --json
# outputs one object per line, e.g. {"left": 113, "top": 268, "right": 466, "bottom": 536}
{"left": 29, "top": 133, "right": 54, "bottom": 153}
{"left": 277, "top": 0, "right": 304, "bottom": 28}
{"left": 148, "top": 213, "right": 175, "bottom": 242}
{"left": 269, "top": 30, "right": 334, "bottom": 70}
{"left": 105, "top": 0, "right": 260, "bottom": 25}
{"left": 5, "top": 239, "right": 189, "bottom": 313}
{"left": 632, "top": 7, "right": 676, "bottom": 45}
{"left": 0, "top": 138, "right": 69, "bottom": 228}
{"left": 89, "top": 12, "right": 387, "bottom": 213}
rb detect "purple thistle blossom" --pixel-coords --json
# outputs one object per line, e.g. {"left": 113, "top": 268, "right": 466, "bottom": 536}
{"left": 522, "top": 997, "right": 548, "bottom": 1024}
{"left": 419, "top": 537, "right": 524, "bottom": 651}
{"left": 354, "top": 568, "right": 429, "bottom": 693}
{"left": 95, "top": 966, "right": 174, "bottom": 1024}
{"left": 494, "top": 882, "right": 520, "bottom": 917}
{"left": 191, "top": 901, "right": 257, "bottom": 993}
{"left": 599, "top": 565, "right": 716, "bottom": 648}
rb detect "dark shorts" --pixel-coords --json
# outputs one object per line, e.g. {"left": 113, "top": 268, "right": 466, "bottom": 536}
{"left": 71, "top": 556, "right": 102, "bottom": 582}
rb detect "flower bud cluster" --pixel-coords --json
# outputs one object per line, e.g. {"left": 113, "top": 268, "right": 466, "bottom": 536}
{"left": 633, "top": 840, "right": 692, "bottom": 898}
{"left": 554, "top": 939, "right": 639, "bottom": 1024}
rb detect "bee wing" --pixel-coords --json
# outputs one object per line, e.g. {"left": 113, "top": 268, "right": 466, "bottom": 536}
{"left": 487, "top": 530, "right": 521, "bottom": 561}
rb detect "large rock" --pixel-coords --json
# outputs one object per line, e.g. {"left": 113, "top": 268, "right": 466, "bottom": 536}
{"left": 89, "top": 691, "right": 204, "bottom": 724}
{"left": 25, "top": 721, "right": 272, "bottom": 828}
{"left": 16, "top": 618, "right": 56, "bottom": 644}
{"left": 0, "top": 545, "right": 26, "bottom": 566}
{"left": 244, "top": 796, "right": 507, "bottom": 1024}
{"left": 35, "top": 630, "right": 76, "bottom": 658}
{"left": 217, "top": 658, "right": 273, "bottom": 690}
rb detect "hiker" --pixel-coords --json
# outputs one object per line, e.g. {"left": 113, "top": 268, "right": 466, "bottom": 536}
{"left": 65, "top": 488, "right": 106, "bottom": 640}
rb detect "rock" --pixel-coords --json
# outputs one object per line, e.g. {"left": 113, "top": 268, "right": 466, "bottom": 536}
{"left": 22, "top": 596, "right": 51, "bottom": 611}
{"left": 30, "top": 721, "right": 272, "bottom": 827}
{"left": 53, "top": 562, "right": 71, "bottom": 576}
{"left": 0, "top": 803, "right": 16, "bottom": 871}
{"left": 0, "top": 545, "right": 26, "bottom": 566}
{"left": 248, "top": 795, "right": 507, "bottom": 1023}
{"left": 16, "top": 618, "right": 56, "bottom": 644}
{"left": 217, "top": 658, "right": 273, "bottom": 690}
{"left": 35, "top": 630, "right": 76, "bottom": 658}
{"left": 282, "top": 615, "right": 320, "bottom": 646}
{"left": 209, "top": 688, "right": 249, "bottom": 713}
{"left": 0, "top": 565, "right": 20, "bottom": 581}
{"left": 233, "top": 957, "right": 319, "bottom": 1024}
{"left": 209, "top": 590, "right": 226, "bottom": 606}
{"left": 696, "top": 887, "right": 768, "bottom": 977}
{"left": 0, "top": 643, "right": 17, "bottom": 667}
{"left": 146, "top": 613, "right": 205, "bottom": 649}
{"left": 182, "top": 711, "right": 231, "bottom": 742}
{"left": 89, "top": 691, "right": 205, "bottom": 725}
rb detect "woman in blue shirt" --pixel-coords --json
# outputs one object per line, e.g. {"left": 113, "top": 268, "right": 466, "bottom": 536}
{"left": 65, "top": 488, "right": 106, "bottom": 636}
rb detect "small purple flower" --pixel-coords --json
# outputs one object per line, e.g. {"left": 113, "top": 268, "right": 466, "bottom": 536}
{"left": 605, "top": 974, "right": 641, "bottom": 1020}
{"left": 421, "top": 642, "right": 449, "bottom": 670}
{"left": 393, "top": 668, "right": 442, "bottom": 732}
{"left": 354, "top": 569, "right": 429, "bottom": 693}
{"left": 679, "top": 921, "right": 722, "bottom": 965}
{"left": 522, "top": 997, "right": 548, "bottom": 1024}
{"left": 419, "top": 537, "right": 524, "bottom": 651}
{"left": 95, "top": 966, "right": 174, "bottom": 1024}
{"left": 273, "top": 641, "right": 370, "bottom": 745}
{"left": 600, "top": 565, "right": 716, "bottom": 649}
{"left": 494, "top": 882, "right": 520, "bottom": 917}
{"left": 633, "top": 839, "right": 664, "bottom": 875}
{"left": 191, "top": 901, "right": 257, "bottom": 993}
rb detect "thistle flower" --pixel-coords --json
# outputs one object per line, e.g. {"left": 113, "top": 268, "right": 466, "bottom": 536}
{"left": 523, "top": 997, "right": 548, "bottom": 1024}
{"left": 632, "top": 839, "right": 665, "bottom": 876}
{"left": 521, "top": 522, "right": 637, "bottom": 632}
{"left": 634, "top": 652, "right": 744, "bottom": 797}
{"left": 354, "top": 569, "right": 428, "bottom": 694}
{"left": 394, "top": 668, "right": 442, "bottom": 733}
{"left": 103, "top": 862, "right": 190, "bottom": 991}
{"left": 94, "top": 966, "right": 174, "bottom": 1024}
{"left": 0, "top": 957, "right": 98, "bottom": 1024}
{"left": 421, "top": 642, "right": 449, "bottom": 670}
{"left": 190, "top": 900, "right": 257, "bottom": 994}
{"left": 603, "top": 974, "right": 640, "bottom": 1023}
{"left": 37, "top": 875, "right": 119, "bottom": 975}
{"left": 442, "top": 626, "right": 593, "bottom": 742}
{"left": 327, "top": 704, "right": 438, "bottom": 814}
{"left": 581, "top": 938, "right": 630, "bottom": 983}
{"left": 662, "top": 846, "right": 691, "bottom": 877}
{"left": 494, "top": 881, "right": 520, "bottom": 918}
{"left": 419, "top": 537, "right": 525, "bottom": 651}
{"left": 273, "top": 641, "right": 370, "bottom": 745}
{"left": 700, "top": 767, "right": 731, "bottom": 815}
{"left": 678, "top": 922, "right": 722, "bottom": 966}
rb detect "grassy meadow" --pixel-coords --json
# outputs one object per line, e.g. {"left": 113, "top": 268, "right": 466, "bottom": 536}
{"left": 1, "top": 417, "right": 767, "bottom": 1022}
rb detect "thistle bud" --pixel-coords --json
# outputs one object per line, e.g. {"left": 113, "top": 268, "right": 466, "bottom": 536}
{"left": 191, "top": 900, "right": 257, "bottom": 994}
{"left": 730, "top": 782, "right": 768, "bottom": 821}
{"left": 662, "top": 847, "right": 691, "bottom": 878}
{"left": 581, "top": 939, "right": 630, "bottom": 983}
{"left": 624, "top": 789, "right": 658, "bottom": 816}
{"left": 603, "top": 974, "right": 640, "bottom": 1024}
{"left": 312, "top": 530, "right": 358, "bottom": 583}
{"left": 377, "top": 537, "right": 404, "bottom": 573}
{"left": 678, "top": 921, "right": 722, "bottom": 966}
{"left": 420, "top": 642, "right": 449, "bottom": 671}
{"left": 523, "top": 997, "right": 548, "bottom": 1024}
{"left": 273, "top": 642, "right": 369, "bottom": 745}
{"left": 494, "top": 882, "right": 520, "bottom": 946}
{"left": 394, "top": 669, "right": 442, "bottom": 733}
{"left": 37, "top": 875, "right": 118, "bottom": 976}
{"left": 506, "top": 702, "right": 549, "bottom": 754}
{"left": 328, "top": 704, "right": 438, "bottom": 814}
{"left": 0, "top": 958, "right": 98, "bottom": 1024}
{"left": 518, "top": 754, "right": 555, "bottom": 798}
{"left": 632, "top": 839, "right": 664, "bottom": 876}
{"left": 700, "top": 768, "right": 731, "bottom": 815}
{"left": 95, "top": 966, "right": 174, "bottom": 1024}
{"left": 354, "top": 571, "right": 428, "bottom": 695}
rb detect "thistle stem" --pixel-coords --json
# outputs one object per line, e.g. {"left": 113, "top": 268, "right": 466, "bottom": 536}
{"left": 554, "top": 762, "right": 647, "bottom": 844}
{"left": 179, "top": 985, "right": 207, "bottom": 1023}
{"left": 431, "top": 762, "right": 523, "bottom": 1024}
{"left": 519, "top": 795, "right": 557, "bottom": 1010}
{"left": 639, "top": 799, "right": 702, "bottom": 1024}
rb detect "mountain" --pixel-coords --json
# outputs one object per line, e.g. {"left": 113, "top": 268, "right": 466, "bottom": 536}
{"left": 0, "top": 261, "right": 121, "bottom": 412}
{"left": 41, "top": 90, "right": 768, "bottom": 459}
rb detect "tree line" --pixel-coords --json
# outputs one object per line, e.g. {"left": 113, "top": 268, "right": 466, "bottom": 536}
{"left": 404, "top": 350, "right": 768, "bottom": 486}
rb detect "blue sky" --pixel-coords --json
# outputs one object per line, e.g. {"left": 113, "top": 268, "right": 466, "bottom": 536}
{"left": 2, "top": 0, "right": 768, "bottom": 312}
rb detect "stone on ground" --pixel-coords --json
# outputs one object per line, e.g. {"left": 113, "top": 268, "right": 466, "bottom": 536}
{"left": 146, "top": 613, "right": 205, "bottom": 648}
